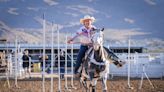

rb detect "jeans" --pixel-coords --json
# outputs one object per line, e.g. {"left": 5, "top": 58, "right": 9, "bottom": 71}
{"left": 74, "top": 45, "right": 88, "bottom": 73}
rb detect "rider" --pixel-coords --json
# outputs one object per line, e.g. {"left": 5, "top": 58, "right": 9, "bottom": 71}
{"left": 68, "top": 15, "right": 125, "bottom": 77}
{"left": 68, "top": 15, "right": 96, "bottom": 76}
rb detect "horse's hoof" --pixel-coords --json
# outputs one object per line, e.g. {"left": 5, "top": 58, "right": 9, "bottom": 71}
{"left": 103, "top": 90, "right": 107, "bottom": 92}
{"left": 120, "top": 61, "right": 126, "bottom": 66}
{"left": 117, "top": 64, "right": 122, "bottom": 68}
{"left": 74, "top": 73, "right": 81, "bottom": 78}
{"left": 117, "top": 61, "right": 126, "bottom": 67}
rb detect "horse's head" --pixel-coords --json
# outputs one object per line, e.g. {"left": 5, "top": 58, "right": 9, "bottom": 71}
{"left": 91, "top": 28, "right": 104, "bottom": 51}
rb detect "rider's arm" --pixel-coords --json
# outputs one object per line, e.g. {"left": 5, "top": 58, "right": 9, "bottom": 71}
{"left": 67, "top": 33, "right": 79, "bottom": 43}
{"left": 67, "top": 27, "right": 83, "bottom": 43}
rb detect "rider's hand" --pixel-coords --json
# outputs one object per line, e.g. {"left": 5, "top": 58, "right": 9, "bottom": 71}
{"left": 88, "top": 43, "right": 93, "bottom": 47}
{"left": 67, "top": 39, "right": 73, "bottom": 44}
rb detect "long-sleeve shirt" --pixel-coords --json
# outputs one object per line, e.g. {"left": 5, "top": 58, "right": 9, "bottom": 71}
{"left": 72, "top": 25, "right": 96, "bottom": 44}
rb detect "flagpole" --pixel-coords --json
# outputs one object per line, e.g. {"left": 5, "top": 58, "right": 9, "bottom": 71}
{"left": 42, "top": 13, "right": 46, "bottom": 92}
{"left": 50, "top": 22, "right": 54, "bottom": 92}
{"left": 15, "top": 36, "right": 18, "bottom": 87}
{"left": 57, "top": 25, "right": 61, "bottom": 92}
{"left": 127, "top": 34, "right": 133, "bottom": 89}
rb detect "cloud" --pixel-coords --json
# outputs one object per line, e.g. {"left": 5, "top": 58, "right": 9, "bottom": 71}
{"left": 124, "top": 18, "right": 135, "bottom": 24}
{"left": 88, "top": 0, "right": 94, "bottom": 2}
{"left": 0, "top": 21, "right": 10, "bottom": 29}
{"left": 105, "top": 15, "right": 111, "bottom": 19}
{"left": 144, "top": 0, "right": 156, "bottom": 5}
{"left": 0, "top": 20, "right": 42, "bottom": 43}
{"left": 104, "top": 28, "right": 150, "bottom": 41}
{"left": 64, "top": 12, "right": 79, "bottom": 17}
{"left": 101, "top": 12, "right": 112, "bottom": 19}
{"left": 0, "top": 20, "right": 64, "bottom": 44}
{"left": 1, "top": 20, "right": 163, "bottom": 46}
{"left": 0, "top": 20, "right": 66, "bottom": 44}
{"left": 34, "top": 17, "right": 63, "bottom": 31}
{"left": 65, "top": 21, "right": 80, "bottom": 28}
{"left": 43, "top": 0, "right": 59, "bottom": 6}
{"left": 27, "top": 7, "right": 39, "bottom": 11}
{"left": 7, "top": 8, "right": 19, "bottom": 15}
{"left": 66, "top": 5, "right": 98, "bottom": 15}
{"left": 0, "top": 0, "right": 10, "bottom": 2}
{"left": 34, "top": 17, "right": 80, "bottom": 32}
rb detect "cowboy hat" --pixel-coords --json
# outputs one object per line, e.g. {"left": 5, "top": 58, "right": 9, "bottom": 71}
{"left": 80, "top": 15, "right": 95, "bottom": 24}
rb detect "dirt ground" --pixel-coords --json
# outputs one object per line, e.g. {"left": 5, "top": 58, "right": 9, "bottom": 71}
{"left": 0, "top": 77, "right": 164, "bottom": 92}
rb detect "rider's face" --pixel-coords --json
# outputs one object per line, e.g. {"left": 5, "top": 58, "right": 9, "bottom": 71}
{"left": 83, "top": 19, "right": 92, "bottom": 28}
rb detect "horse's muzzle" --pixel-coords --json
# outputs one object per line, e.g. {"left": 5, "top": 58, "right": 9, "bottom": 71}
{"left": 93, "top": 43, "right": 100, "bottom": 50}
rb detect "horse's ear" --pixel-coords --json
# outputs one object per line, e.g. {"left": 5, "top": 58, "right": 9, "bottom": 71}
{"left": 101, "top": 28, "right": 104, "bottom": 31}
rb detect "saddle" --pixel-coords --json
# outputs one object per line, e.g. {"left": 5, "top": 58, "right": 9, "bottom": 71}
{"left": 80, "top": 47, "right": 106, "bottom": 78}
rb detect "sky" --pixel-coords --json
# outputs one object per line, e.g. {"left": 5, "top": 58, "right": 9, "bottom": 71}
{"left": 0, "top": 0, "right": 164, "bottom": 47}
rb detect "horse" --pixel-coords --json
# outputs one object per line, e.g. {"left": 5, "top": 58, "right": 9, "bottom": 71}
{"left": 79, "top": 28, "right": 125, "bottom": 92}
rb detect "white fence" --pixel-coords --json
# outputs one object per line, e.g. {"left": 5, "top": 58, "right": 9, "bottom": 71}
{"left": 109, "top": 53, "right": 164, "bottom": 78}
{"left": 1, "top": 51, "right": 164, "bottom": 78}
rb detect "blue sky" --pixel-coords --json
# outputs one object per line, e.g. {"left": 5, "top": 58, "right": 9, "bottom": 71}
{"left": 0, "top": 0, "right": 164, "bottom": 46}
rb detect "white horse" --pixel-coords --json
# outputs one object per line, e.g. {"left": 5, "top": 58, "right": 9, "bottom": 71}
{"left": 79, "top": 28, "right": 125, "bottom": 92}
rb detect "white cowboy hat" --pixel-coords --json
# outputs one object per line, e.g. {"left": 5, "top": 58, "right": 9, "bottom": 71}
{"left": 80, "top": 15, "right": 95, "bottom": 24}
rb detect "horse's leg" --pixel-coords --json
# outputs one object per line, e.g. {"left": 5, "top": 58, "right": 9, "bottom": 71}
{"left": 92, "top": 86, "right": 96, "bottom": 92}
{"left": 80, "top": 77, "right": 89, "bottom": 92}
{"left": 90, "top": 78, "right": 98, "bottom": 92}
{"left": 103, "top": 47, "right": 125, "bottom": 67}
{"left": 102, "top": 74, "right": 108, "bottom": 92}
